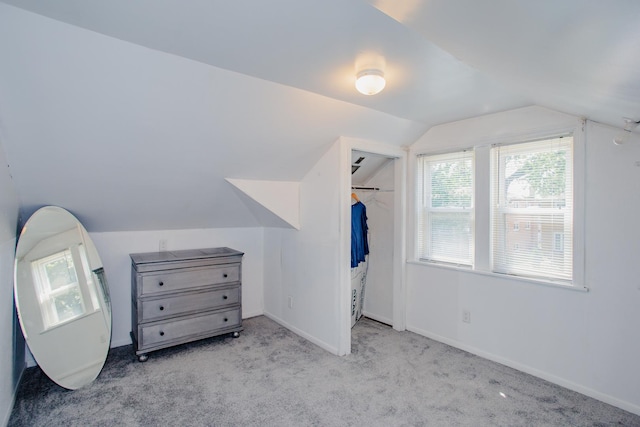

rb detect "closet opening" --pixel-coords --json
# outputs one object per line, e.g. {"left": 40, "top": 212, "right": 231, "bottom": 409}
{"left": 350, "top": 150, "right": 396, "bottom": 329}
{"left": 339, "top": 140, "right": 406, "bottom": 356}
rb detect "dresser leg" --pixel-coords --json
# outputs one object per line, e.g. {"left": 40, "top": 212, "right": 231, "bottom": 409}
{"left": 232, "top": 332, "right": 240, "bottom": 338}
{"left": 137, "top": 354, "right": 148, "bottom": 362}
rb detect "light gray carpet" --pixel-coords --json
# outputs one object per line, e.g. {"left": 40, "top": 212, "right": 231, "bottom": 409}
{"left": 8, "top": 316, "right": 640, "bottom": 426}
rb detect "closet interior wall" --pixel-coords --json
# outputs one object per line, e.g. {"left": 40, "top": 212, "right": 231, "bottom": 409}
{"left": 351, "top": 151, "right": 395, "bottom": 326}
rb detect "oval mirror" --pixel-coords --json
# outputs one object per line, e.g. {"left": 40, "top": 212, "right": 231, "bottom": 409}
{"left": 14, "top": 206, "right": 111, "bottom": 389}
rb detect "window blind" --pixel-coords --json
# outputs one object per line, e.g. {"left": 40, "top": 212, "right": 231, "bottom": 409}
{"left": 417, "top": 151, "right": 474, "bottom": 266}
{"left": 491, "top": 136, "right": 573, "bottom": 281}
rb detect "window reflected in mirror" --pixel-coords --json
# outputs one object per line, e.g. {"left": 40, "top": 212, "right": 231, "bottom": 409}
{"left": 31, "top": 243, "right": 101, "bottom": 331}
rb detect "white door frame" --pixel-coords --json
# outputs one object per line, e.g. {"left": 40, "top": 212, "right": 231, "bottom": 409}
{"left": 337, "top": 137, "right": 407, "bottom": 355}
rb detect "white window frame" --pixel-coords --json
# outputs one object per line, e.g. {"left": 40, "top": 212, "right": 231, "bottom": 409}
{"left": 491, "top": 135, "right": 574, "bottom": 283}
{"left": 416, "top": 150, "right": 475, "bottom": 267}
{"left": 30, "top": 243, "right": 101, "bottom": 330}
{"left": 32, "top": 249, "right": 87, "bottom": 329}
{"left": 412, "top": 121, "right": 585, "bottom": 291}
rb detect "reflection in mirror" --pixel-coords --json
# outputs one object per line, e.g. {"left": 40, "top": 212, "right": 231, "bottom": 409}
{"left": 14, "top": 206, "right": 112, "bottom": 389}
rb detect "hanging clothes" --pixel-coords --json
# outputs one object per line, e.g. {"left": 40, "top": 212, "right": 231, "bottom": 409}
{"left": 351, "top": 199, "right": 369, "bottom": 327}
{"left": 351, "top": 201, "right": 369, "bottom": 268}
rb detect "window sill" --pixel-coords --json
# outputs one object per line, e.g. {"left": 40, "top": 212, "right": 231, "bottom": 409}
{"left": 406, "top": 259, "right": 589, "bottom": 293}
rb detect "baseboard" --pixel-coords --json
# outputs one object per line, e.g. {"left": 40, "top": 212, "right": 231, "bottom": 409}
{"left": 406, "top": 323, "right": 640, "bottom": 417}
{"left": 263, "top": 312, "right": 339, "bottom": 355}
{"left": 242, "top": 309, "right": 264, "bottom": 320}
{"left": 110, "top": 337, "right": 132, "bottom": 348}
{"left": 362, "top": 311, "right": 392, "bottom": 326}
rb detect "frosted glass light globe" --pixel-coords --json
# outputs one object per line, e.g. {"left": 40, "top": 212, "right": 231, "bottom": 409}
{"left": 355, "top": 69, "right": 386, "bottom": 95}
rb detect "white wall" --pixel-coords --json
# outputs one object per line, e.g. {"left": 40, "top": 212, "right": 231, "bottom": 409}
{"left": 406, "top": 107, "right": 640, "bottom": 414}
{"left": 0, "top": 139, "right": 20, "bottom": 427}
{"left": 263, "top": 140, "right": 343, "bottom": 354}
{"left": 90, "top": 228, "right": 265, "bottom": 348}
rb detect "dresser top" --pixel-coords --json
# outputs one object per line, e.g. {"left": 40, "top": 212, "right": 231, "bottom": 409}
{"left": 130, "top": 247, "right": 243, "bottom": 266}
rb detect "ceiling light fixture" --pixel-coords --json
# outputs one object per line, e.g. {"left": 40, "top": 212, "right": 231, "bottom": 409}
{"left": 355, "top": 69, "right": 386, "bottom": 95}
{"left": 613, "top": 117, "right": 640, "bottom": 145}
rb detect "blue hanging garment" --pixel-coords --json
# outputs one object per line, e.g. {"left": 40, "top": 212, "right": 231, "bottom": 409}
{"left": 351, "top": 201, "right": 369, "bottom": 268}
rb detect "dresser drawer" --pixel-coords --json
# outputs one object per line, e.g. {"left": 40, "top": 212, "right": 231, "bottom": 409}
{"left": 139, "top": 286, "right": 240, "bottom": 322}
{"left": 139, "top": 264, "right": 240, "bottom": 296}
{"left": 139, "top": 307, "right": 241, "bottom": 349}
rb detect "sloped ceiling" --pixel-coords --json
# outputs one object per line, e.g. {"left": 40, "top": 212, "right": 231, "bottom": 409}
{"left": 370, "top": 0, "right": 640, "bottom": 128}
{"left": 0, "top": 0, "right": 638, "bottom": 231}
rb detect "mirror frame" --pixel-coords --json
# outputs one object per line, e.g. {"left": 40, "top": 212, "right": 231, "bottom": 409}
{"left": 14, "top": 206, "right": 112, "bottom": 389}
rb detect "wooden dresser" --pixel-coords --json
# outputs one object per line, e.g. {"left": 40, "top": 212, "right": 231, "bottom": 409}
{"left": 130, "top": 247, "right": 243, "bottom": 361}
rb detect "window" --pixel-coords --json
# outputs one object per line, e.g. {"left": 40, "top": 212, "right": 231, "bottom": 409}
{"left": 32, "top": 249, "right": 86, "bottom": 329}
{"left": 491, "top": 136, "right": 573, "bottom": 282}
{"left": 417, "top": 151, "right": 474, "bottom": 266}
{"left": 30, "top": 244, "right": 100, "bottom": 330}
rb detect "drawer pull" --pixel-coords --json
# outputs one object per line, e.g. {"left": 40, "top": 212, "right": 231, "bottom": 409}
{"left": 223, "top": 295, "right": 228, "bottom": 300}
{"left": 223, "top": 273, "right": 228, "bottom": 278}
{"left": 224, "top": 317, "right": 228, "bottom": 322}
{"left": 159, "top": 305, "right": 165, "bottom": 311}
{"left": 158, "top": 281, "right": 164, "bottom": 287}
{"left": 159, "top": 331, "right": 165, "bottom": 336}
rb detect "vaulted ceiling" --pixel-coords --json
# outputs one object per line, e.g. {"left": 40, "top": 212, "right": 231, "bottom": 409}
{"left": 1, "top": 0, "right": 638, "bottom": 231}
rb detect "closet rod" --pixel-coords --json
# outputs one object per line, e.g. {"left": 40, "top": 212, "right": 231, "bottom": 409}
{"left": 351, "top": 186, "right": 380, "bottom": 191}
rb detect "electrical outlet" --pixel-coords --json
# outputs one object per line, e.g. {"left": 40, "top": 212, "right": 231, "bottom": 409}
{"left": 287, "top": 296, "right": 293, "bottom": 309}
{"left": 462, "top": 310, "right": 471, "bottom": 324}
{"left": 159, "top": 239, "right": 168, "bottom": 251}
